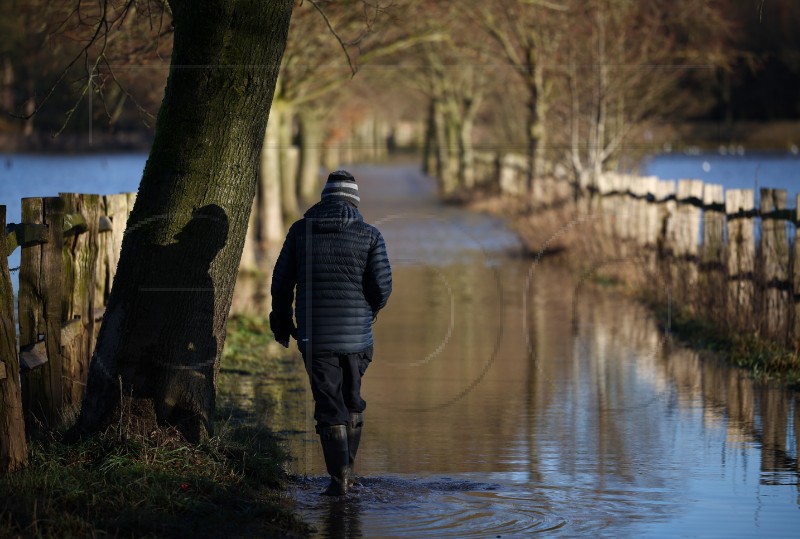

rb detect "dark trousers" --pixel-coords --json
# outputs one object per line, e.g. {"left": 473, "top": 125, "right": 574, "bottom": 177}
{"left": 303, "top": 347, "right": 373, "bottom": 429}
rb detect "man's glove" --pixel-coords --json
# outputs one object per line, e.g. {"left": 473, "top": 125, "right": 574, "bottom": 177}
{"left": 269, "top": 311, "right": 297, "bottom": 348}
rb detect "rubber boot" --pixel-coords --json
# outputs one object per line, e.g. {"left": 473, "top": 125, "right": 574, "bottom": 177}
{"left": 318, "top": 425, "right": 350, "bottom": 496}
{"left": 347, "top": 412, "right": 363, "bottom": 488}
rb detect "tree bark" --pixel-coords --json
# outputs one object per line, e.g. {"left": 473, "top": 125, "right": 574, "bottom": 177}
{"left": 0, "top": 206, "right": 28, "bottom": 473}
{"left": 76, "top": 0, "right": 294, "bottom": 443}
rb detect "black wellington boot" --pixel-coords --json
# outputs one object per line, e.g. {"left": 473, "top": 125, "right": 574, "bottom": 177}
{"left": 347, "top": 412, "right": 363, "bottom": 488}
{"left": 318, "top": 425, "right": 350, "bottom": 496}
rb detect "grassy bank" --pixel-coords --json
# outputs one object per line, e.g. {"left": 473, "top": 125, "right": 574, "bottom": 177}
{"left": 0, "top": 314, "right": 310, "bottom": 539}
{"left": 647, "top": 300, "right": 800, "bottom": 388}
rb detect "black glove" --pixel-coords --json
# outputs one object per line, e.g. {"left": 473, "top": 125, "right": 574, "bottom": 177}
{"left": 269, "top": 311, "right": 296, "bottom": 344}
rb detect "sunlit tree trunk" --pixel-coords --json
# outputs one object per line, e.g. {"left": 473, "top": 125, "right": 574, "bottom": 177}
{"left": 76, "top": 0, "right": 294, "bottom": 442}
{"left": 277, "top": 104, "right": 299, "bottom": 222}
{"left": 259, "top": 110, "right": 285, "bottom": 246}
{"left": 297, "top": 106, "right": 325, "bottom": 202}
{"left": 458, "top": 114, "right": 475, "bottom": 189}
{"left": 433, "top": 97, "right": 457, "bottom": 196}
{"left": 423, "top": 98, "right": 438, "bottom": 176}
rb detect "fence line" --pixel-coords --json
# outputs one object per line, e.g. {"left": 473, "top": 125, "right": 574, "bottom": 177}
{"left": 475, "top": 153, "right": 799, "bottom": 349}
{"left": 4, "top": 193, "right": 134, "bottom": 427}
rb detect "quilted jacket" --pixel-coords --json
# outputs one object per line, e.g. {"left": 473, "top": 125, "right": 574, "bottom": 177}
{"left": 270, "top": 197, "right": 392, "bottom": 355}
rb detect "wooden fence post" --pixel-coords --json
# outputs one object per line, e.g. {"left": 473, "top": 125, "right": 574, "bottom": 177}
{"left": 613, "top": 174, "right": 631, "bottom": 242}
{"left": 702, "top": 183, "right": 725, "bottom": 323}
{"left": 759, "top": 188, "right": 791, "bottom": 342}
{"left": 499, "top": 154, "right": 526, "bottom": 196}
{"left": 596, "top": 172, "right": 613, "bottom": 240}
{"left": 674, "top": 180, "right": 703, "bottom": 307}
{"left": 60, "top": 193, "right": 101, "bottom": 412}
{"left": 19, "top": 197, "right": 65, "bottom": 428}
{"left": 0, "top": 205, "right": 28, "bottom": 473}
{"left": 642, "top": 177, "right": 660, "bottom": 248}
{"left": 725, "top": 189, "right": 755, "bottom": 333}
{"left": 655, "top": 179, "right": 675, "bottom": 253}
{"left": 702, "top": 184, "right": 725, "bottom": 264}
{"left": 96, "top": 193, "right": 133, "bottom": 311}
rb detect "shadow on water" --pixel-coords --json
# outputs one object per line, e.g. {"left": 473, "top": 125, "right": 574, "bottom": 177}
{"left": 225, "top": 163, "right": 800, "bottom": 537}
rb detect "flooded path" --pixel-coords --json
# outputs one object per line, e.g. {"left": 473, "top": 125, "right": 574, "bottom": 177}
{"left": 227, "top": 162, "right": 800, "bottom": 538}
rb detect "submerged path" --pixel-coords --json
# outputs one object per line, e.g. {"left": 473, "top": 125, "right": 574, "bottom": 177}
{"left": 227, "top": 162, "right": 800, "bottom": 538}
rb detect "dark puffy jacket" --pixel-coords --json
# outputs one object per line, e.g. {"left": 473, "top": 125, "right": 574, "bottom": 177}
{"left": 270, "top": 198, "right": 392, "bottom": 355}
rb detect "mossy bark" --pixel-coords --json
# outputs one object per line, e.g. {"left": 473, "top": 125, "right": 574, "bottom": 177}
{"left": 0, "top": 206, "right": 27, "bottom": 473}
{"left": 60, "top": 193, "right": 101, "bottom": 413}
{"left": 76, "top": 0, "right": 294, "bottom": 442}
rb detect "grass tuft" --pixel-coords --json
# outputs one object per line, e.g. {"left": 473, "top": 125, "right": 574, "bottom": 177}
{"left": 222, "top": 314, "right": 287, "bottom": 374}
{"left": 649, "top": 300, "right": 800, "bottom": 387}
{"left": 0, "top": 422, "right": 310, "bottom": 538}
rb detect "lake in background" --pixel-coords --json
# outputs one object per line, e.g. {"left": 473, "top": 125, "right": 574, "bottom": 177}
{"left": 642, "top": 153, "right": 799, "bottom": 207}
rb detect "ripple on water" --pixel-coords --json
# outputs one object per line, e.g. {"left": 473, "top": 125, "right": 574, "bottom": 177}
{"left": 290, "top": 476, "right": 567, "bottom": 538}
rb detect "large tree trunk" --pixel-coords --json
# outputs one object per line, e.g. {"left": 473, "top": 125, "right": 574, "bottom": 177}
{"left": 76, "top": 0, "right": 294, "bottom": 443}
{"left": 0, "top": 206, "right": 28, "bottom": 473}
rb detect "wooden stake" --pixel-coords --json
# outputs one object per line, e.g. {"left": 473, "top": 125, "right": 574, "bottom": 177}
{"left": 725, "top": 189, "right": 755, "bottom": 333}
{"left": 0, "top": 205, "right": 28, "bottom": 473}
{"left": 59, "top": 193, "right": 101, "bottom": 412}
{"left": 759, "top": 188, "right": 790, "bottom": 342}
{"left": 19, "top": 197, "right": 65, "bottom": 428}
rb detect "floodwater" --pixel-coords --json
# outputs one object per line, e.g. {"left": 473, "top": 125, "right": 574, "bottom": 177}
{"left": 2, "top": 154, "right": 799, "bottom": 537}
{"left": 227, "top": 163, "right": 800, "bottom": 538}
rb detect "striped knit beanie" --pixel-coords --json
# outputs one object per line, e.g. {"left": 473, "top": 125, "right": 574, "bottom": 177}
{"left": 321, "top": 170, "right": 360, "bottom": 206}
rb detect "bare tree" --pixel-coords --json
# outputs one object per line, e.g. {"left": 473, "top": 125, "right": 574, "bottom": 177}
{"left": 554, "top": 0, "right": 731, "bottom": 189}
{"left": 465, "top": 0, "right": 566, "bottom": 196}
{"left": 1, "top": 1, "right": 174, "bottom": 143}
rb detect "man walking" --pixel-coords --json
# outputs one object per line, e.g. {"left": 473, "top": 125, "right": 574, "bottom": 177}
{"left": 269, "top": 170, "right": 392, "bottom": 496}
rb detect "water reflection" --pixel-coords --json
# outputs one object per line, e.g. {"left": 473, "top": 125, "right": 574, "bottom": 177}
{"left": 222, "top": 164, "right": 800, "bottom": 537}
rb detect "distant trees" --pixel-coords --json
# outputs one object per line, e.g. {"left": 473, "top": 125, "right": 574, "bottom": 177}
{"left": 464, "top": 0, "right": 567, "bottom": 193}
{"left": 0, "top": 0, "right": 172, "bottom": 142}
{"left": 413, "top": 0, "right": 734, "bottom": 195}
{"left": 555, "top": 0, "right": 732, "bottom": 190}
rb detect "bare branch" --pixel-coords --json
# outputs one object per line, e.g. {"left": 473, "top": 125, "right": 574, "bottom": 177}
{"left": 308, "top": 0, "right": 358, "bottom": 77}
